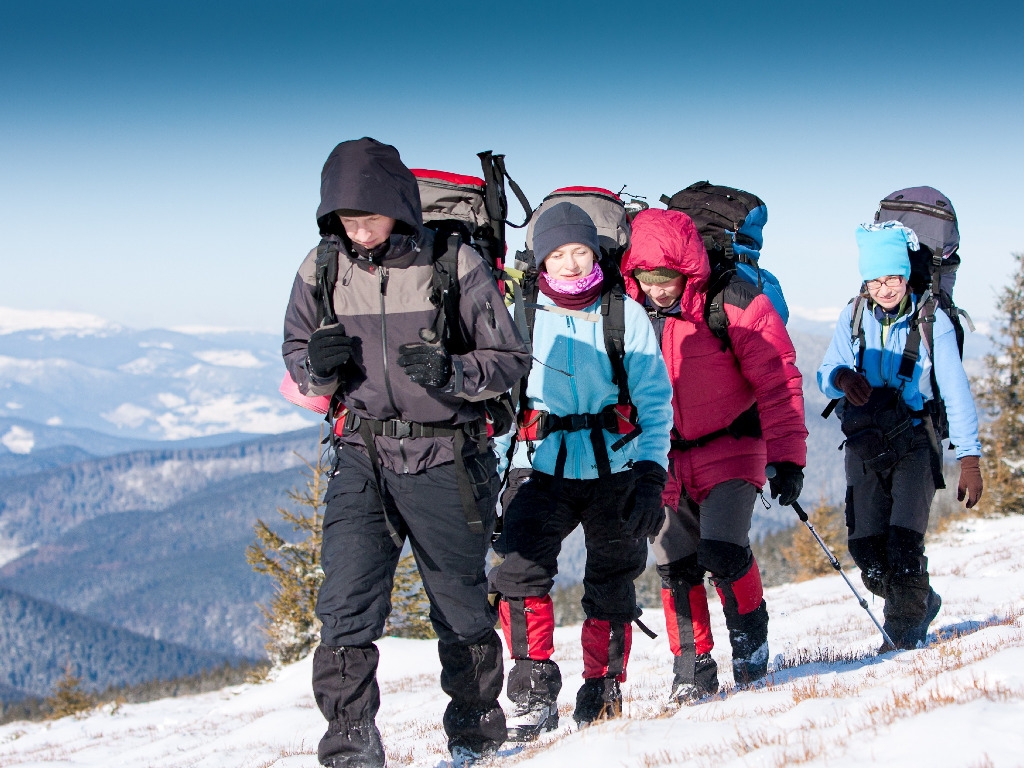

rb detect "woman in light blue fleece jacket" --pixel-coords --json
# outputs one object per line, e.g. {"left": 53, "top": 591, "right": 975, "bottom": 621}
{"left": 817, "top": 222, "right": 983, "bottom": 651}
{"left": 488, "top": 201, "right": 672, "bottom": 739}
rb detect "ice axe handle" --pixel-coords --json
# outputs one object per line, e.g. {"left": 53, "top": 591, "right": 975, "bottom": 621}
{"left": 765, "top": 466, "right": 810, "bottom": 522}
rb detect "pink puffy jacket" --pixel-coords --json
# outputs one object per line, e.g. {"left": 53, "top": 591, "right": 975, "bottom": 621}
{"left": 622, "top": 209, "right": 806, "bottom": 506}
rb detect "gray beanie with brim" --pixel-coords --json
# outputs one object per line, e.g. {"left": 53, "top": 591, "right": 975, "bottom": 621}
{"left": 532, "top": 202, "right": 602, "bottom": 266}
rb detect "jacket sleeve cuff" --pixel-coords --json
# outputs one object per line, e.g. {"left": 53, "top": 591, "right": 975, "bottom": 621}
{"left": 303, "top": 356, "right": 339, "bottom": 394}
{"left": 442, "top": 357, "right": 464, "bottom": 395}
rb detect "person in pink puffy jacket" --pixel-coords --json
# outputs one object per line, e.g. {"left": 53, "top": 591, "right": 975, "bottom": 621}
{"left": 621, "top": 208, "right": 807, "bottom": 702}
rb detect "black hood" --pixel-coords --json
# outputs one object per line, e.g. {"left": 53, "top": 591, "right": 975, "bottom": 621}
{"left": 316, "top": 137, "right": 423, "bottom": 237}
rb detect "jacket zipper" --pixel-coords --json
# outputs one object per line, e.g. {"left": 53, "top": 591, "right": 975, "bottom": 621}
{"left": 566, "top": 314, "right": 584, "bottom": 478}
{"left": 377, "top": 267, "right": 409, "bottom": 473}
{"left": 877, "top": 199, "right": 956, "bottom": 222}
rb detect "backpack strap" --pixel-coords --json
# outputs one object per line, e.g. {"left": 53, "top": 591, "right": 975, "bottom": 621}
{"left": 314, "top": 237, "right": 341, "bottom": 326}
{"left": 478, "top": 151, "right": 533, "bottom": 231}
{"left": 601, "top": 288, "right": 630, "bottom": 407}
{"left": 907, "top": 296, "right": 948, "bottom": 489}
{"left": 703, "top": 266, "right": 736, "bottom": 351}
{"left": 901, "top": 292, "right": 938, "bottom": 387}
{"left": 601, "top": 286, "right": 642, "bottom": 452}
{"left": 427, "top": 223, "right": 467, "bottom": 350}
{"left": 704, "top": 267, "right": 763, "bottom": 353}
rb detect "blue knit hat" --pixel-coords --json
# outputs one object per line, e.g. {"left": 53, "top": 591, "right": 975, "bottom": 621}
{"left": 856, "top": 222, "right": 918, "bottom": 282}
{"left": 532, "top": 202, "right": 602, "bottom": 266}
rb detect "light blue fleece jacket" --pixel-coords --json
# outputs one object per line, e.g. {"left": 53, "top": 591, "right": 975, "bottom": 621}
{"left": 817, "top": 297, "right": 981, "bottom": 458}
{"left": 496, "top": 291, "right": 673, "bottom": 479}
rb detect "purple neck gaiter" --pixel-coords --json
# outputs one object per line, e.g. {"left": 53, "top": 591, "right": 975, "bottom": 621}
{"left": 538, "top": 264, "right": 605, "bottom": 310}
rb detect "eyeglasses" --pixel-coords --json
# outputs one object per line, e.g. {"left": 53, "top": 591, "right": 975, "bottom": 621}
{"left": 865, "top": 275, "right": 905, "bottom": 289}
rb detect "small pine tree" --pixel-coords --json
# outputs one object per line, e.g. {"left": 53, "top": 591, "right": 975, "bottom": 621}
{"left": 45, "top": 663, "right": 94, "bottom": 719}
{"left": 789, "top": 500, "right": 849, "bottom": 582}
{"left": 384, "top": 551, "right": 435, "bottom": 639}
{"left": 246, "top": 436, "right": 327, "bottom": 667}
{"left": 976, "top": 251, "right": 1024, "bottom": 515}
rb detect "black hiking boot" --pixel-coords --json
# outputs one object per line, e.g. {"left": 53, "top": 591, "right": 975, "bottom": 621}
{"left": 504, "top": 658, "right": 561, "bottom": 742}
{"left": 449, "top": 743, "right": 498, "bottom": 767}
{"left": 506, "top": 699, "right": 558, "bottom": 742}
{"left": 439, "top": 634, "right": 506, "bottom": 757}
{"left": 318, "top": 720, "right": 385, "bottom": 768}
{"left": 724, "top": 601, "right": 770, "bottom": 685}
{"left": 880, "top": 571, "right": 934, "bottom": 651}
{"left": 313, "top": 645, "right": 385, "bottom": 768}
{"left": 573, "top": 677, "right": 621, "bottom": 726}
{"left": 880, "top": 587, "right": 942, "bottom": 652}
{"left": 668, "top": 652, "right": 719, "bottom": 705}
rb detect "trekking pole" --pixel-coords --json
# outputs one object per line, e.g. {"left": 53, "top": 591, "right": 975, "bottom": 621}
{"left": 765, "top": 468, "right": 894, "bottom": 649}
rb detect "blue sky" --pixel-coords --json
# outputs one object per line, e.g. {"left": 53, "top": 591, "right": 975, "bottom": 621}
{"left": 1, "top": 0, "right": 1022, "bottom": 332}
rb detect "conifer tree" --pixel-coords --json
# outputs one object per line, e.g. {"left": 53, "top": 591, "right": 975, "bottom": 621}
{"left": 45, "top": 663, "right": 94, "bottom": 719}
{"left": 246, "top": 438, "right": 327, "bottom": 666}
{"left": 976, "top": 252, "right": 1024, "bottom": 515}
{"left": 789, "top": 500, "right": 848, "bottom": 581}
{"left": 384, "top": 551, "right": 435, "bottom": 639}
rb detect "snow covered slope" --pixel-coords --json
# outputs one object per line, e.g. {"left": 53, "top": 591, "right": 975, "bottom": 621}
{"left": 2, "top": 514, "right": 1022, "bottom": 767}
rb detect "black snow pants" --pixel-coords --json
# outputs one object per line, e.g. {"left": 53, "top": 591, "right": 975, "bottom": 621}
{"left": 313, "top": 445, "right": 505, "bottom": 764}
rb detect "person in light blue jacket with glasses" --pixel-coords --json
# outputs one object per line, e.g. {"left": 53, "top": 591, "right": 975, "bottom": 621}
{"left": 818, "top": 222, "right": 983, "bottom": 651}
{"left": 488, "top": 201, "right": 672, "bottom": 739}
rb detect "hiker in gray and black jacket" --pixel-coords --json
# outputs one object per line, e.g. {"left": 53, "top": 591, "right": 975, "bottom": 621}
{"left": 282, "top": 137, "right": 531, "bottom": 768}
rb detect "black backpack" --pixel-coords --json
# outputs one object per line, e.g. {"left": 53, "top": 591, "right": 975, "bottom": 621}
{"left": 874, "top": 186, "right": 973, "bottom": 355}
{"left": 660, "top": 182, "right": 788, "bottom": 348}
{"left": 312, "top": 155, "right": 533, "bottom": 440}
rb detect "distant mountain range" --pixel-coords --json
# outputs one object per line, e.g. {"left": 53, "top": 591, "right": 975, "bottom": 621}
{"left": 0, "top": 585, "right": 232, "bottom": 701}
{"left": 0, "top": 307, "right": 317, "bottom": 444}
{"left": 0, "top": 306, "right": 994, "bottom": 703}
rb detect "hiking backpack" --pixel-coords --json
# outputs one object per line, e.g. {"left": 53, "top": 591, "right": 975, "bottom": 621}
{"left": 660, "top": 181, "right": 788, "bottom": 347}
{"left": 516, "top": 186, "right": 635, "bottom": 412}
{"left": 873, "top": 185, "right": 973, "bottom": 354}
{"left": 283, "top": 152, "right": 533, "bottom": 440}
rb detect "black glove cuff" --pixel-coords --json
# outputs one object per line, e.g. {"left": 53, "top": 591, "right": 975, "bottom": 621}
{"left": 633, "top": 460, "right": 667, "bottom": 483}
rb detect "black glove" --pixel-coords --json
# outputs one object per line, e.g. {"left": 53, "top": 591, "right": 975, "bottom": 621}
{"left": 306, "top": 323, "right": 357, "bottom": 379}
{"left": 626, "top": 460, "right": 669, "bottom": 539}
{"left": 833, "top": 368, "right": 872, "bottom": 407}
{"left": 768, "top": 461, "right": 804, "bottom": 506}
{"left": 397, "top": 342, "right": 453, "bottom": 388}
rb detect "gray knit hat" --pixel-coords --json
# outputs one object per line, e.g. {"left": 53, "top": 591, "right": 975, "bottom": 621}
{"left": 532, "top": 202, "right": 602, "bottom": 266}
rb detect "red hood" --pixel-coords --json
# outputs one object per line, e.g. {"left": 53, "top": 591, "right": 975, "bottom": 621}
{"left": 622, "top": 209, "right": 710, "bottom": 323}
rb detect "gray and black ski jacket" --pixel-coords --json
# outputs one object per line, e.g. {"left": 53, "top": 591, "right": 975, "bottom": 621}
{"left": 282, "top": 138, "right": 531, "bottom": 474}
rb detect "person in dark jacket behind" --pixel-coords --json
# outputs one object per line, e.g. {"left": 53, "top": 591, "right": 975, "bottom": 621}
{"left": 282, "top": 137, "right": 531, "bottom": 767}
{"left": 621, "top": 209, "right": 807, "bottom": 702}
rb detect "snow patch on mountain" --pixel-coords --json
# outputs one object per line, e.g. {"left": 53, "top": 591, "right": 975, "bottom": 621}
{"left": 0, "top": 307, "right": 119, "bottom": 337}
{"left": 151, "top": 394, "right": 311, "bottom": 439}
{"left": 0, "top": 426, "right": 34, "bottom": 454}
{"left": 788, "top": 304, "right": 846, "bottom": 323}
{"left": 102, "top": 403, "right": 153, "bottom": 429}
{"left": 192, "top": 349, "right": 265, "bottom": 368}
